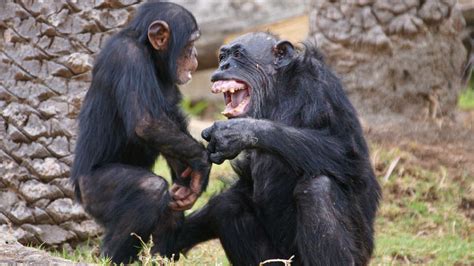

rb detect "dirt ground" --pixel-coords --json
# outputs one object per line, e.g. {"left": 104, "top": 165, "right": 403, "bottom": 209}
{"left": 364, "top": 110, "right": 474, "bottom": 177}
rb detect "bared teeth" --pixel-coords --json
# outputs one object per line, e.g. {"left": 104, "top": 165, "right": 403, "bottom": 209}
{"left": 211, "top": 79, "right": 251, "bottom": 118}
{"left": 211, "top": 80, "right": 246, "bottom": 93}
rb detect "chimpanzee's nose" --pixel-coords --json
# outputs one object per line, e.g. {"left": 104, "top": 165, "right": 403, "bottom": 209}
{"left": 210, "top": 70, "right": 226, "bottom": 82}
{"left": 220, "top": 62, "right": 230, "bottom": 71}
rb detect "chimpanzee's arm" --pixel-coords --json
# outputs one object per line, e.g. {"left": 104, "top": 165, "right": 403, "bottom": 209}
{"left": 111, "top": 49, "right": 205, "bottom": 162}
{"left": 110, "top": 45, "right": 210, "bottom": 204}
{"left": 202, "top": 118, "right": 362, "bottom": 183}
{"left": 164, "top": 156, "right": 189, "bottom": 183}
{"left": 135, "top": 114, "right": 208, "bottom": 169}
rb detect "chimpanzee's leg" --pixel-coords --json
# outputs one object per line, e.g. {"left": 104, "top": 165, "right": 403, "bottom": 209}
{"left": 294, "top": 175, "right": 357, "bottom": 266}
{"left": 175, "top": 182, "right": 283, "bottom": 265}
{"left": 78, "top": 163, "right": 182, "bottom": 264}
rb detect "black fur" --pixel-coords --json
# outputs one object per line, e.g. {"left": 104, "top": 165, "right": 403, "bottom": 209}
{"left": 71, "top": 2, "right": 209, "bottom": 263}
{"left": 175, "top": 32, "right": 381, "bottom": 265}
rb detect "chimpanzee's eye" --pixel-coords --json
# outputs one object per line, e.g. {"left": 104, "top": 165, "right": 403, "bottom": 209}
{"left": 233, "top": 50, "right": 241, "bottom": 58}
{"left": 219, "top": 53, "right": 226, "bottom": 62}
{"left": 185, "top": 45, "right": 193, "bottom": 56}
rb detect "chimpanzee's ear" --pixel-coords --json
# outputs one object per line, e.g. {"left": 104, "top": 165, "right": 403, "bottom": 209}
{"left": 148, "top": 20, "right": 170, "bottom": 51}
{"left": 272, "top": 40, "right": 295, "bottom": 68}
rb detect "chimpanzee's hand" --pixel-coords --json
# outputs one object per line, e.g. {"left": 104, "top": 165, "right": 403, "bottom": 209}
{"left": 169, "top": 151, "right": 210, "bottom": 211}
{"left": 201, "top": 118, "right": 259, "bottom": 164}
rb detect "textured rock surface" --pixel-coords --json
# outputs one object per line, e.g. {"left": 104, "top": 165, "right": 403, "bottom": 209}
{"left": 0, "top": 225, "right": 74, "bottom": 264}
{"left": 308, "top": 0, "right": 467, "bottom": 120}
{"left": 0, "top": 0, "right": 132, "bottom": 248}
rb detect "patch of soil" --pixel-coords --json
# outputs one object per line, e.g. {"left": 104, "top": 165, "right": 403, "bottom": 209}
{"left": 363, "top": 110, "right": 474, "bottom": 176}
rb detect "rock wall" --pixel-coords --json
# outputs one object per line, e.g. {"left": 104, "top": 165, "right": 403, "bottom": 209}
{"left": 0, "top": 0, "right": 143, "bottom": 248}
{"left": 308, "top": 0, "right": 467, "bottom": 120}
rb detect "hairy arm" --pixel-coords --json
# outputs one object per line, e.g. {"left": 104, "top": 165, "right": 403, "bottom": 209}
{"left": 110, "top": 44, "right": 204, "bottom": 160}
{"left": 111, "top": 41, "right": 210, "bottom": 209}
{"left": 135, "top": 114, "right": 208, "bottom": 167}
{"left": 202, "top": 118, "right": 363, "bottom": 183}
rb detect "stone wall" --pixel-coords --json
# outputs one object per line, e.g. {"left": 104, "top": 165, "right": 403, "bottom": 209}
{"left": 309, "top": 0, "right": 467, "bottom": 120}
{"left": 0, "top": 0, "right": 144, "bottom": 248}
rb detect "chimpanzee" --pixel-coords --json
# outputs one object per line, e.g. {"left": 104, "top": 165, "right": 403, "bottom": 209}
{"left": 174, "top": 32, "right": 381, "bottom": 265}
{"left": 70, "top": 2, "right": 210, "bottom": 263}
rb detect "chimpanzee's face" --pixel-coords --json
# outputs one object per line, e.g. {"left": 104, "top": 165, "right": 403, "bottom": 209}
{"left": 147, "top": 20, "right": 200, "bottom": 85}
{"left": 210, "top": 32, "right": 294, "bottom": 118}
{"left": 176, "top": 31, "right": 200, "bottom": 85}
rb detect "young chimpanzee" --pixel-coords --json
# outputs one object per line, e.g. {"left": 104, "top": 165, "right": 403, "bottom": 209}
{"left": 175, "top": 32, "right": 381, "bottom": 265}
{"left": 71, "top": 2, "right": 210, "bottom": 263}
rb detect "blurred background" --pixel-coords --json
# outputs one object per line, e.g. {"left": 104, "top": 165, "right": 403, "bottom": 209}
{"left": 0, "top": 0, "right": 473, "bottom": 265}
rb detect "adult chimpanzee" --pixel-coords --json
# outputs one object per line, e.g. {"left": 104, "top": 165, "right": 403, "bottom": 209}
{"left": 70, "top": 2, "right": 210, "bottom": 263}
{"left": 174, "top": 32, "right": 381, "bottom": 265}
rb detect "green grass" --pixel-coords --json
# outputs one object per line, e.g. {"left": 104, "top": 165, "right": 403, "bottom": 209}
{"left": 374, "top": 234, "right": 472, "bottom": 265}
{"left": 370, "top": 145, "right": 473, "bottom": 265}
{"left": 459, "top": 75, "right": 474, "bottom": 110}
{"left": 48, "top": 239, "right": 111, "bottom": 264}
{"left": 51, "top": 146, "right": 473, "bottom": 265}
{"left": 180, "top": 98, "right": 209, "bottom": 117}
{"left": 459, "top": 88, "right": 474, "bottom": 110}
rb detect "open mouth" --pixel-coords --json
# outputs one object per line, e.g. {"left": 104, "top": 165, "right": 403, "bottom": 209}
{"left": 211, "top": 80, "right": 251, "bottom": 118}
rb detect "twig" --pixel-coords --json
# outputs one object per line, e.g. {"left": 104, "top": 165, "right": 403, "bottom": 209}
{"left": 371, "top": 149, "right": 380, "bottom": 168}
{"left": 259, "top": 255, "right": 295, "bottom": 266}
{"left": 383, "top": 156, "right": 400, "bottom": 182}
{"left": 438, "top": 166, "right": 447, "bottom": 189}
{"left": 131, "top": 233, "right": 153, "bottom": 266}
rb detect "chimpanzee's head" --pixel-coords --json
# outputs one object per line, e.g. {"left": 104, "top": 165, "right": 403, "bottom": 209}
{"left": 210, "top": 32, "right": 295, "bottom": 118}
{"left": 129, "top": 1, "right": 200, "bottom": 85}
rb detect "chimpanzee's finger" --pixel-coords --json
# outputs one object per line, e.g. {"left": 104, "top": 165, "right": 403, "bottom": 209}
{"left": 170, "top": 202, "right": 188, "bottom": 211}
{"left": 170, "top": 184, "right": 190, "bottom": 200}
{"left": 210, "top": 152, "right": 226, "bottom": 164}
{"left": 170, "top": 184, "right": 180, "bottom": 194}
{"left": 201, "top": 125, "right": 214, "bottom": 141}
{"left": 181, "top": 193, "right": 198, "bottom": 208}
{"left": 169, "top": 201, "right": 184, "bottom": 211}
{"left": 175, "top": 197, "right": 194, "bottom": 211}
{"left": 169, "top": 201, "right": 177, "bottom": 209}
{"left": 190, "top": 171, "right": 202, "bottom": 194}
{"left": 169, "top": 184, "right": 183, "bottom": 199}
{"left": 180, "top": 167, "right": 192, "bottom": 178}
{"left": 206, "top": 137, "right": 217, "bottom": 154}
{"left": 173, "top": 186, "right": 191, "bottom": 200}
